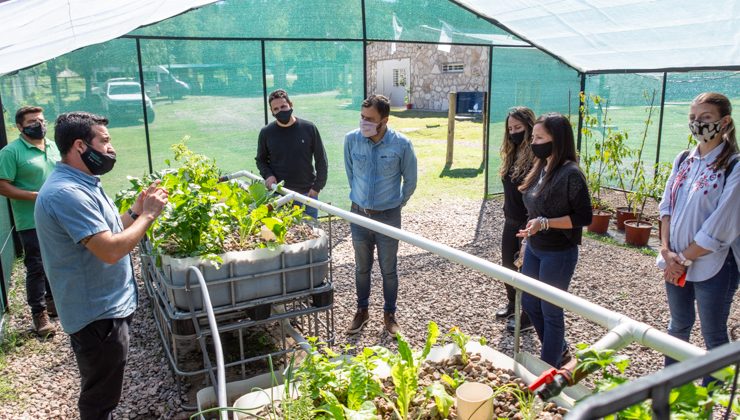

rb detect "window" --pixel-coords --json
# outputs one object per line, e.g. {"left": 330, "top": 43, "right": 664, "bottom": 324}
{"left": 442, "top": 62, "right": 464, "bottom": 73}
{"left": 393, "top": 68, "right": 407, "bottom": 87}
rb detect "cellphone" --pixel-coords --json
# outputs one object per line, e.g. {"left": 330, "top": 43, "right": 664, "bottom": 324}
{"left": 676, "top": 272, "right": 686, "bottom": 287}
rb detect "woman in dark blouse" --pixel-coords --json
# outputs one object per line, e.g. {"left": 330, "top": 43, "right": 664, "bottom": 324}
{"left": 496, "top": 107, "right": 536, "bottom": 334}
{"left": 516, "top": 113, "right": 592, "bottom": 368}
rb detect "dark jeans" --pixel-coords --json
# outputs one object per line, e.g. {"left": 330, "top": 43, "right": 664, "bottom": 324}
{"left": 501, "top": 219, "right": 526, "bottom": 305}
{"left": 350, "top": 205, "right": 402, "bottom": 313}
{"left": 297, "top": 191, "right": 319, "bottom": 219}
{"left": 70, "top": 315, "right": 132, "bottom": 420}
{"left": 18, "top": 229, "right": 52, "bottom": 314}
{"left": 665, "top": 251, "right": 739, "bottom": 386}
{"left": 521, "top": 244, "right": 579, "bottom": 368}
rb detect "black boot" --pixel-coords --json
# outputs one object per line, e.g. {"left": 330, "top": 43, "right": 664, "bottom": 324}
{"left": 506, "top": 312, "right": 534, "bottom": 333}
{"left": 495, "top": 303, "right": 515, "bottom": 319}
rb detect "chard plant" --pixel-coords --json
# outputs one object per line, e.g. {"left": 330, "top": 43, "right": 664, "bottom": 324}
{"left": 444, "top": 326, "right": 487, "bottom": 365}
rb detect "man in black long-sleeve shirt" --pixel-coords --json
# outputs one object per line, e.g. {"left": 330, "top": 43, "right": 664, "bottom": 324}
{"left": 255, "top": 89, "right": 328, "bottom": 218}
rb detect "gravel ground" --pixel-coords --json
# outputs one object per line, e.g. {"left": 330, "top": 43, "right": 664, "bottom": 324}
{"left": 0, "top": 196, "right": 737, "bottom": 419}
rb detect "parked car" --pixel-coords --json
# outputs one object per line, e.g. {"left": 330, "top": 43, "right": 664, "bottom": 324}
{"left": 91, "top": 79, "right": 155, "bottom": 123}
{"left": 143, "top": 65, "right": 190, "bottom": 99}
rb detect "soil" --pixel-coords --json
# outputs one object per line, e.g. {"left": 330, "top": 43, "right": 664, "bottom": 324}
{"left": 0, "top": 196, "right": 736, "bottom": 419}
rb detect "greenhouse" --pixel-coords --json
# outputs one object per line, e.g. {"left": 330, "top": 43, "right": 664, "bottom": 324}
{"left": 0, "top": 0, "right": 738, "bottom": 418}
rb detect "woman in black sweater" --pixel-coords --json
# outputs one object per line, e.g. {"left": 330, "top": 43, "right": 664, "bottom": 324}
{"left": 516, "top": 113, "right": 592, "bottom": 368}
{"left": 496, "top": 107, "right": 536, "bottom": 334}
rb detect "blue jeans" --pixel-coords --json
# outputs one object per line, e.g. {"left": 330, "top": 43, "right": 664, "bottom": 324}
{"left": 521, "top": 244, "right": 579, "bottom": 368}
{"left": 303, "top": 201, "right": 319, "bottom": 219}
{"left": 665, "top": 251, "right": 739, "bottom": 386}
{"left": 19, "top": 229, "right": 53, "bottom": 314}
{"left": 350, "top": 205, "right": 401, "bottom": 313}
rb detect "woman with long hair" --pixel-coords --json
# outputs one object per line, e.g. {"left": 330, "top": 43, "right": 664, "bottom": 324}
{"left": 516, "top": 113, "right": 592, "bottom": 368}
{"left": 496, "top": 107, "right": 536, "bottom": 333}
{"left": 657, "top": 92, "right": 738, "bottom": 385}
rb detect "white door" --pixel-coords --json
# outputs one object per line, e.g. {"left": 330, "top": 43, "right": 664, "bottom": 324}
{"left": 376, "top": 58, "right": 410, "bottom": 107}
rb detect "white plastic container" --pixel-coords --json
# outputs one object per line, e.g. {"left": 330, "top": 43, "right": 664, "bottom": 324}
{"left": 158, "top": 229, "right": 329, "bottom": 310}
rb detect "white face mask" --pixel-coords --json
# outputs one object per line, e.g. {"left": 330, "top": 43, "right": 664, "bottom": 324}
{"left": 360, "top": 119, "right": 380, "bottom": 138}
{"left": 689, "top": 119, "right": 722, "bottom": 143}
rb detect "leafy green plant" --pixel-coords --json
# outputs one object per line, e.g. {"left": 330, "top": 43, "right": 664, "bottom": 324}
{"left": 574, "top": 344, "right": 739, "bottom": 419}
{"left": 608, "top": 90, "right": 658, "bottom": 214}
{"left": 444, "top": 326, "right": 486, "bottom": 365}
{"left": 440, "top": 369, "right": 465, "bottom": 390}
{"left": 650, "top": 161, "right": 672, "bottom": 202}
{"left": 425, "top": 382, "right": 454, "bottom": 418}
{"left": 579, "top": 92, "right": 612, "bottom": 210}
{"left": 491, "top": 383, "right": 542, "bottom": 420}
{"left": 115, "top": 141, "right": 309, "bottom": 263}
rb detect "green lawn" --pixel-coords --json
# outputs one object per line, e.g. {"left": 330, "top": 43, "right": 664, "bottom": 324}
{"left": 4, "top": 93, "right": 736, "bottom": 210}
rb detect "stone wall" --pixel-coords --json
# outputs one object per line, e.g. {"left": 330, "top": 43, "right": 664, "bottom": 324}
{"left": 366, "top": 42, "right": 489, "bottom": 111}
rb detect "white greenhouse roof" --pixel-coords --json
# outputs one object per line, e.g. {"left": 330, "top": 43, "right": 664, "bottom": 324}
{"left": 0, "top": 0, "right": 218, "bottom": 76}
{"left": 0, "top": 0, "right": 738, "bottom": 76}
{"left": 452, "top": 0, "right": 740, "bottom": 73}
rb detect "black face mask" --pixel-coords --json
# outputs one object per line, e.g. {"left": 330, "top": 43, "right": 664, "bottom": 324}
{"left": 531, "top": 142, "right": 553, "bottom": 159}
{"left": 80, "top": 143, "right": 117, "bottom": 175}
{"left": 509, "top": 131, "right": 526, "bottom": 146}
{"left": 273, "top": 109, "right": 293, "bottom": 125}
{"left": 22, "top": 122, "right": 46, "bottom": 140}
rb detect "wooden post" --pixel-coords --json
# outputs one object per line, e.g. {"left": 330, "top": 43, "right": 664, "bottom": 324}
{"left": 447, "top": 92, "right": 456, "bottom": 166}
{"left": 482, "top": 91, "right": 488, "bottom": 156}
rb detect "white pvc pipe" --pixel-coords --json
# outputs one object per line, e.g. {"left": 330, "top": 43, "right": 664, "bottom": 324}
{"left": 187, "top": 267, "right": 228, "bottom": 420}
{"left": 221, "top": 171, "right": 708, "bottom": 366}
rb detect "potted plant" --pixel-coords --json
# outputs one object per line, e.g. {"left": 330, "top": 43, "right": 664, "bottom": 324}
{"left": 404, "top": 83, "right": 413, "bottom": 109}
{"left": 610, "top": 89, "right": 657, "bottom": 230}
{"left": 398, "top": 73, "right": 413, "bottom": 109}
{"left": 580, "top": 92, "right": 612, "bottom": 234}
{"left": 623, "top": 166, "right": 653, "bottom": 247}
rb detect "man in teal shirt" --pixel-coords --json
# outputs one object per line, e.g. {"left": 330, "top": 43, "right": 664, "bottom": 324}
{"left": 0, "top": 106, "right": 60, "bottom": 336}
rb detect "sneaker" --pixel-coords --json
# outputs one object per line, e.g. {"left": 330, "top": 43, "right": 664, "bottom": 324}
{"left": 347, "top": 308, "right": 369, "bottom": 334}
{"left": 383, "top": 311, "right": 401, "bottom": 335}
{"left": 45, "top": 297, "right": 58, "bottom": 318}
{"left": 495, "top": 303, "right": 515, "bottom": 319}
{"left": 506, "top": 314, "right": 534, "bottom": 333}
{"left": 32, "top": 311, "right": 56, "bottom": 337}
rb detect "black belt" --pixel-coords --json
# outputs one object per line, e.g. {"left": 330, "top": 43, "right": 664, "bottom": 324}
{"left": 352, "top": 202, "right": 385, "bottom": 215}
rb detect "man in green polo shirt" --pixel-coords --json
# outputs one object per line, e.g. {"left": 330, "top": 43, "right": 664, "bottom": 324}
{"left": 0, "top": 106, "right": 60, "bottom": 336}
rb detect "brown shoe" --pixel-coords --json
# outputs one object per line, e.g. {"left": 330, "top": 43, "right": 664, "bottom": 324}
{"left": 32, "top": 311, "right": 56, "bottom": 337}
{"left": 347, "top": 308, "right": 369, "bottom": 334}
{"left": 45, "top": 297, "right": 58, "bottom": 318}
{"left": 384, "top": 311, "right": 401, "bottom": 335}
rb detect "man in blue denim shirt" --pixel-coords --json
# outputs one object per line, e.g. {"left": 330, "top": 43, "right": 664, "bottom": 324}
{"left": 344, "top": 94, "right": 417, "bottom": 335}
{"left": 35, "top": 112, "right": 168, "bottom": 420}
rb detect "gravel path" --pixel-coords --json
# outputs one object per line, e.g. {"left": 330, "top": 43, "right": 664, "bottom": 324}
{"left": 1, "top": 196, "right": 737, "bottom": 419}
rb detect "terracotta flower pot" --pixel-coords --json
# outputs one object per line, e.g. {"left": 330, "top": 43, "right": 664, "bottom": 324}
{"left": 588, "top": 210, "right": 612, "bottom": 234}
{"left": 624, "top": 219, "right": 652, "bottom": 247}
{"left": 615, "top": 207, "right": 640, "bottom": 231}
{"left": 406, "top": 103, "right": 413, "bottom": 109}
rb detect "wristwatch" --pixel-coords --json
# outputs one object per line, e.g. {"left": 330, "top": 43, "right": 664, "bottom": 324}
{"left": 127, "top": 208, "right": 140, "bottom": 221}
{"left": 678, "top": 251, "right": 693, "bottom": 267}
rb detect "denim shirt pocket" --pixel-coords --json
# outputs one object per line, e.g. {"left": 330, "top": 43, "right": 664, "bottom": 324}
{"left": 380, "top": 152, "right": 400, "bottom": 175}
{"left": 352, "top": 152, "right": 368, "bottom": 171}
